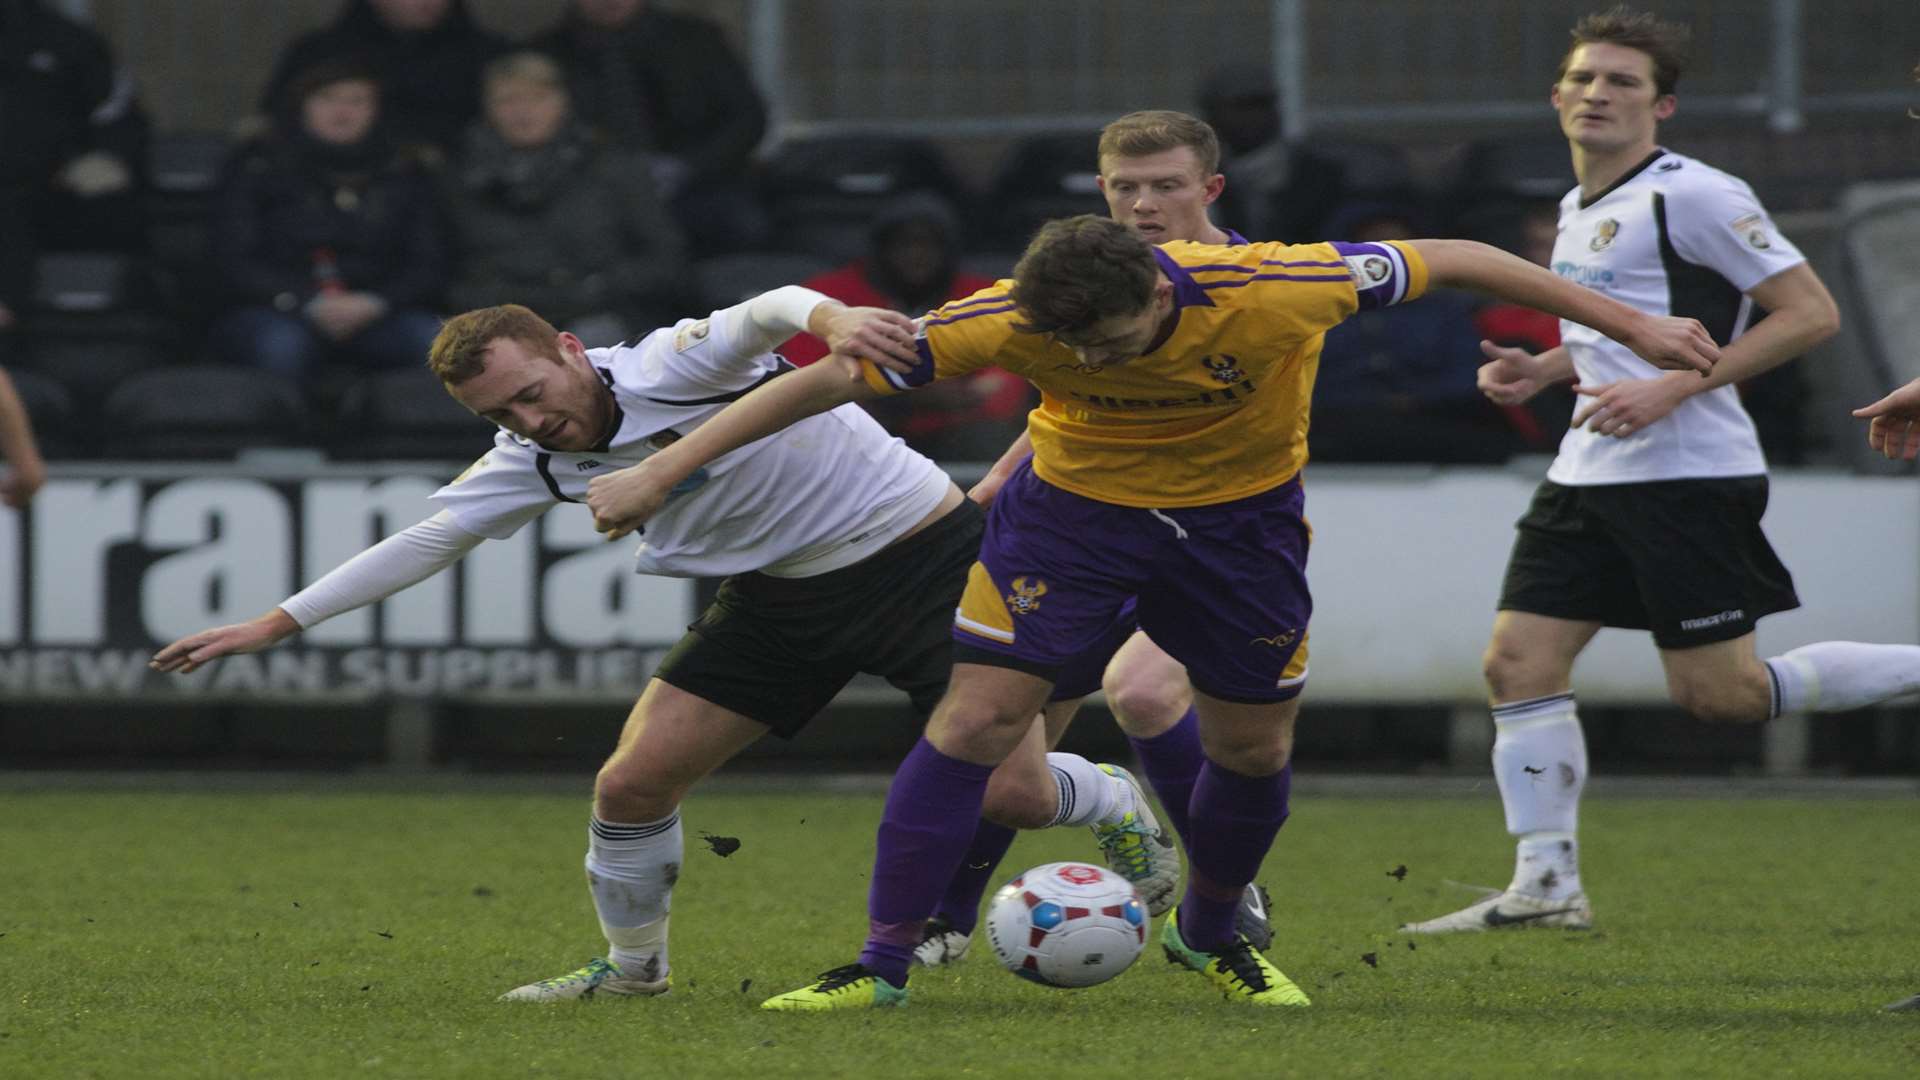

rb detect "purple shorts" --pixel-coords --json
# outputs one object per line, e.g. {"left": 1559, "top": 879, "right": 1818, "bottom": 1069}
{"left": 953, "top": 461, "right": 1311, "bottom": 704}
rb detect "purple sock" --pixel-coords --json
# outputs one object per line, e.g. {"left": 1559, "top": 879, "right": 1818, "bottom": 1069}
{"left": 858, "top": 738, "right": 995, "bottom": 987}
{"left": 1179, "top": 760, "right": 1291, "bottom": 953}
{"left": 934, "top": 820, "right": 1018, "bottom": 934}
{"left": 1126, "top": 706, "right": 1203, "bottom": 848}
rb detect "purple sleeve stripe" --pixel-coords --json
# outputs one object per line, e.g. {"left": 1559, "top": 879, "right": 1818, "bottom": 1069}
{"left": 1198, "top": 273, "right": 1354, "bottom": 289}
{"left": 925, "top": 303, "right": 1018, "bottom": 326}
{"left": 1261, "top": 258, "right": 1346, "bottom": 268}
{"left": 939, "top": 292, "right": 1013, "bottom": 312}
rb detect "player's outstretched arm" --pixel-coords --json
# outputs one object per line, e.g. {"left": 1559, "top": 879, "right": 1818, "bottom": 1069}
{"left": 0, "top": 367, "right": 47, "bottom": 509}
{"left": 588, "top": 352, "right": 884, "bottom": 539}
{"left": 1477, "top": 342, "right": 1574, "bottom": 406}
{"left": 148, "top": 512, "right": 485, "bottom": 674}
{"left": 1409, "top": 238, "right": 1719, "bottom": 375}
{"left": 1854, "top": 377, "right": 1920, "bottom": 461}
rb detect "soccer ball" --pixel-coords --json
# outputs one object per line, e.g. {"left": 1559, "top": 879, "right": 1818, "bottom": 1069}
{"left": 984, "top": 861, "right": 1148, "bottom": 988}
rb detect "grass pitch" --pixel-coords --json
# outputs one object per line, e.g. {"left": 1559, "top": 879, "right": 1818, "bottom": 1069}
{"left": 2, "top": 783, "right": 1916, "bottom": 1079}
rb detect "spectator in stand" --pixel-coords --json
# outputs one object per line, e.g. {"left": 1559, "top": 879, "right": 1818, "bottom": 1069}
{"left": 779, "top": 193, "right": 1031, "bottom": 460}
{"left": 445, "top": 51, "right": 687, "bottom": 349}
{"left": 260, "top": 0, "right": 505, "bottom": 157}
{"left": 533, "top": 0, "right": 770, "bottom": 255}
{"left": 0, "top": 0, "right": 151, "bottom": 350}
{"left": 1310, "top": 201, "right": 1516, "bottom": 464}
{"left": 210, "top": 59, "right": 445, "bottom": 386}
{"left": 1197, "top": 63, "right": 1346, "bottom": 244}
{"left": 1471, "top": 199, "right": 1575, "bottom": 451}
{"left": 0, "top": 366, "right": 47, "bottom": 509}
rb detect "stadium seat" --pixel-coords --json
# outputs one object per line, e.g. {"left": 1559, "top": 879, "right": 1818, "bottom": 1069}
{"left": 14, "top": 333, "right": 170, "bottom": 408}
{"left": 31, "top": 252, "right": 143, "bottom": 315}
{"left": 145, "top": 133, "right": 232, "bottom": 334}
{"left": 691, "top": 252, "right": 837, "bottom": 313}
{"left": 760, "top": 134, "right": 967, "bottom": 260}
{"left": 331, "top": 370, "right": 488, "bottom": 462}
{"left": 98, "top": 364, "right": 308, "bottom": 460}
{"left": 1456, "top": 133, "right": 1577, "bottom": 201}
{"left": 982, "top": 130, "right": 1109, "bottom": 249}
{"left": 3, "top": 367, "right": 79, "bottom": 460}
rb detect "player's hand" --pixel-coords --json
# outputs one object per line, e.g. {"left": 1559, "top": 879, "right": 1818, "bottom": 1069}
{"left": 149, "top": 610, "right": 299, "bottom": 674}
{"left": 0, "top": 458, "right": 46, "bottom": 509}
{"left": 821, "top": 306, "right": 920, "bottom": 374}
{"left": 586, "top": 462, "right": 671, "bottom": 541}
{"left": 1853, "top": 377, "right": 1920, "bottom": 460}
{"left": 1623, "top": 314, "right": 1719, "bottom": 375}
{"left": 1569, "top": 374, "right": 1691, "bottom": 438}
{"left": 1475, "top": 341, "right": 1554, "bottom": 406}
{"left": 968, "top": 468, "right": 1010, "bottom": 506}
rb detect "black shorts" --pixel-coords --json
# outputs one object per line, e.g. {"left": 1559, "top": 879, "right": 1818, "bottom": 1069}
{"left": 652, "top": 499, "right": 983, "bottom": 737}
{"left": 1497, "top": 477, "right": 1800, "bottom": 649}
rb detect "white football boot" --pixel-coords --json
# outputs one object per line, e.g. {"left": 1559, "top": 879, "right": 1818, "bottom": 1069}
{"left": 1090, "top": 763, "right": 1182, "bottom": 916}
{"left": 1399, "top": 888, "right": 1593, "bottom": 934}
{"left": 498, "top": 957, "right": 670, "bottom": 1001}
{"left": 912, "top": 915, "right": 972, "bottom": 967}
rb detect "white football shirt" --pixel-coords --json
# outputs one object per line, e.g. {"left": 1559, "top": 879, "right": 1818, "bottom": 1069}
{"left": 1545, "top": 149, "right": 1806, "bottom": 485}
{"left": 430, "top": 304, "right": 951, "bottom": 578}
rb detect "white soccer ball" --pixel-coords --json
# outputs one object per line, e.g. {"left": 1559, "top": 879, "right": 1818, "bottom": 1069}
{"left": 984, "top": 861, "right": 1148, "bottom": 988}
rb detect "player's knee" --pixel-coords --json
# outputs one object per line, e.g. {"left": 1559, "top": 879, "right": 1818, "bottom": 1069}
{"left": 1103, "top": 669, "right": 1188, "bottom": 738}
{"left": 594, "top": 757, "right": 682, "bottom": 822}
{"left": 1483, "top": 636, "right": 1556, "bottom": 701}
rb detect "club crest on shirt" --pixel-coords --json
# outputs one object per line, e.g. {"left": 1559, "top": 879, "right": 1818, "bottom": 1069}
{"left": 646, "top": 429, "right": 681, "bottom": 451}
{"left": 1005, "top": 576, "right": 1048, "bottom": 614}
{"left": 1201, "top": 354, "right": 1245, "bottom": 383}
{"left": 1589, "top": 218, "right": 1620, "bottom": 252}
{"left": 673, "top": 319, "right": 711, "bottom": 352}
{"left": 1728, "top": 213, "right": 1772, "bottom": 250}
{"left": 451, "top": 452, "right": 493, "bottom": 484}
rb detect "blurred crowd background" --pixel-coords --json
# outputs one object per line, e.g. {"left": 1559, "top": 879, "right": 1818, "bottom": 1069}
{"left": 3, "top": 0, "right": 1916, "bottom": 470}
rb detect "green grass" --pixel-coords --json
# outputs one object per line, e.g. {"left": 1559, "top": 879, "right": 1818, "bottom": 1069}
{"left": 2, "top": 786, "right": 1917, "bottom": 1079}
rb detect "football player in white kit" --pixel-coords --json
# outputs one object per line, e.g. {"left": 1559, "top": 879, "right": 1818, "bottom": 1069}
{"left": 1403, "top": 5, "right": 1920, "bottom": 934}
{"left": 148, "top": 289, "right": 1177, "bottom": 1000}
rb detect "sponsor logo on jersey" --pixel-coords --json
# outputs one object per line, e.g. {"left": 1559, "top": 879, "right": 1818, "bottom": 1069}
{"left": 1005, "top": 576, "right": 1048, "bottom": 614}
{"left": 1553, "top": 261, "right": 1616, "bottom": 288}
{"left": 1729, "top": 213, "right": 1772, "bottom": 249}
{"left": 1589, "top": 218, "right": 1620, "bottom": 252}
{"left": 672, "top": 319, "right": 711, "bottom": 353}
{"left": 1201, "top": 354, "right": 1245, "bottom": 383}
{"left": 575, "top": 459, "right": 603, "bottom": 471}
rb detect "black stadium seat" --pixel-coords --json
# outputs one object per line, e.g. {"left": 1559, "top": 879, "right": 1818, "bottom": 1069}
{"left": 982, "top": 130, "right": 1109, "bottom": 249}
{"left": 3, "top": 367, "right": 79, "bottom": 460}
{"left": 761, "top": 134, "right": 965, "bottom": 259}
{"left": 691, "top": 252, "right": 836, "bottom": 313}
{"left": 98, "top": 364, "right": 307, "bottom": 460}
{"left": 331, "top": 370, "right": 488, "bottom": 462}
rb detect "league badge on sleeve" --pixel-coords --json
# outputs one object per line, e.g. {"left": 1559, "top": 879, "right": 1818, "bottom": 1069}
{"left": 1728, "top": 213, "right": 1773, "bottom": 250}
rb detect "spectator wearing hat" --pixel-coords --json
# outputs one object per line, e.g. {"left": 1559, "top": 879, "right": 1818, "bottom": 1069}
{"left": 209, "top": 59, "right": 446, "bottom": 385}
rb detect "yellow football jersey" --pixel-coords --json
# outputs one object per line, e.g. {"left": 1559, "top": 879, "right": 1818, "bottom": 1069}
{"left": 861, "top": 239, "right": 1429, "bottom": 507}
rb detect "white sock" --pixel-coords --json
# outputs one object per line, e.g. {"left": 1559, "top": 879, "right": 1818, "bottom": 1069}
{"left": 1765, "top": 641, "right": 1920, "bottom": 716}
{"left": 1044, "top": 753, "right": 1129, "bottom": 827}
{"left": 585, "top": 813, "right": 681, "bottom": 981}
{"left": 1490, "top": 693, "right": 1587, "bottom": 899}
